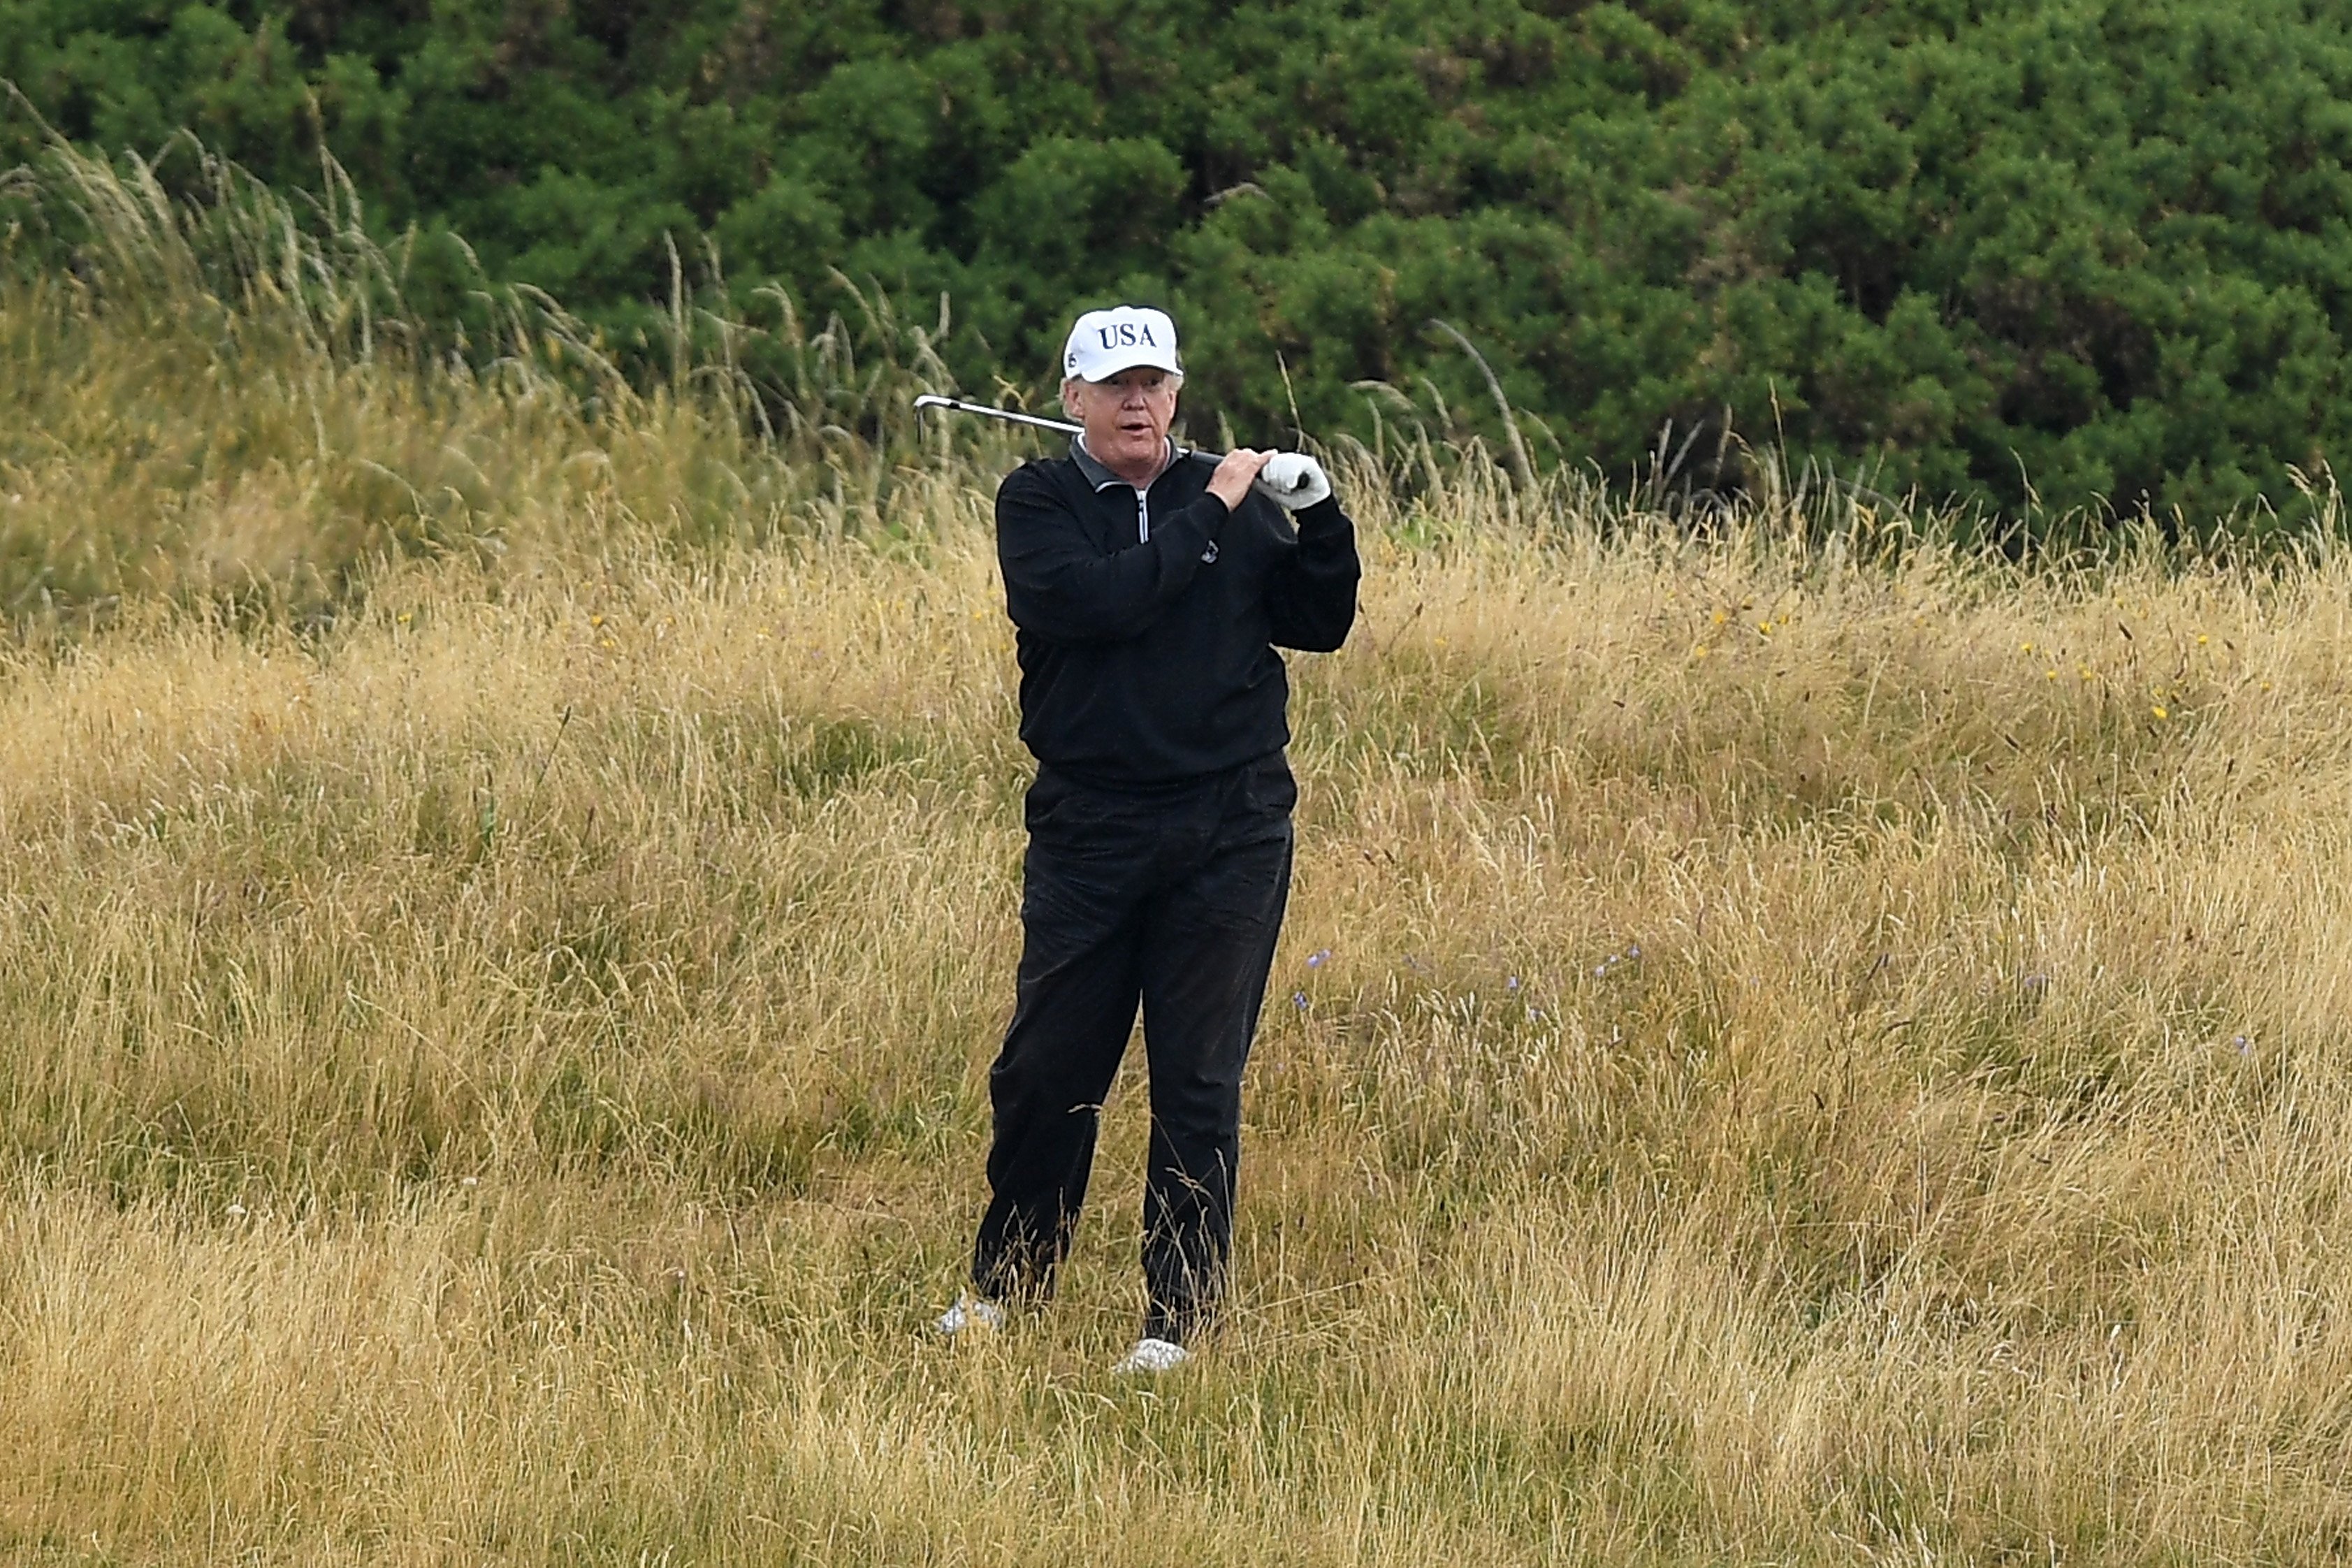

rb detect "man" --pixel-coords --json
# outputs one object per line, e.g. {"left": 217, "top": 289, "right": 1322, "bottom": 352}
{"left": 938, "top": 304, "right": 1360, "bottom": 1373}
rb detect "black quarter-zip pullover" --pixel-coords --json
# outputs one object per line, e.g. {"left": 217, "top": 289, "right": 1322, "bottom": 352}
{"left": 995, "top": 441, "right": 1360, "bottom": 787}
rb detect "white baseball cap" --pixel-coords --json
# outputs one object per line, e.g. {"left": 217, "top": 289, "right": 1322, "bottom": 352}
{"left": 1062, "top": 305, "right": 1182, "bottom": 382}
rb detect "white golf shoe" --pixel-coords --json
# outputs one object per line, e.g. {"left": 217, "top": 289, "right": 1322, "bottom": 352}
{"left": 934, "top": 1294, "right": 1006, "bottom": 1337}
{"left": 1111, "top": 1336, "right": 1190, "bottom": 1374}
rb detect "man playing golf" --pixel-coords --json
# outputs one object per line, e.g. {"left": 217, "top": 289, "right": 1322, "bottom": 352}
{"left": 938, "top": 305, "right": 1360, "bottom": 1373}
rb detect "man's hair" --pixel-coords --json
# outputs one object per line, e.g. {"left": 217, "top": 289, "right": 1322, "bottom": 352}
{"left": 1060, "top": 372, "right": 1184, "bottom": 419}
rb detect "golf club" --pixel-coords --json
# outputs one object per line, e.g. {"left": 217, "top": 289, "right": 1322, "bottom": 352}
{"left": 912, "top": 394, "right": 1095, "bottom": 443}
{"left": 912, "top": 393, "right": 1333, "bottom": 504}
{"left": 913, "top": 393, "right": 1226, "bottom": 462}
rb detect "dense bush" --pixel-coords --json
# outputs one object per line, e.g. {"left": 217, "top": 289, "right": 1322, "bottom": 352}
{"left": 6, "top": 0, "right": 2352, "bottom": 525}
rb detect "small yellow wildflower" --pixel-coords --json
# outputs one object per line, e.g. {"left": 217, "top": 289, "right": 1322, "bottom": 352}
{"left": 1692, "top": 644, "right": 1710, "bottom": 659}
{"left": 1757, "top": 620, "right": 1774, "bottom": 635}
{"left": 2020, "top": 641, "right": 2033, "bottom": 655}
{"left": 2151, "top": 704, "right": 2168, "bottom": 720}
{"left": 590, "top": 614, "right": 605, "bottom": 628}
{"left": 2046, "top": 669, "right": 2059, "bottom": 680}
{"left": 2196, "top": 634, "right": 2209, "bottom": 646}
{"left": 1712, "top": 610, "right": 1728, "bottom": 626}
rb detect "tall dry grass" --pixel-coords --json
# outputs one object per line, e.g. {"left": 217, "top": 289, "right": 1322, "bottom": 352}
{"left": 6, "top": 132, "right": 2352, "bottom": 1566}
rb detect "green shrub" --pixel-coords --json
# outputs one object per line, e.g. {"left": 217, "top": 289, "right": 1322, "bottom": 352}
{"left": 7, "top": 0, "right": 2352, "bottom": 530}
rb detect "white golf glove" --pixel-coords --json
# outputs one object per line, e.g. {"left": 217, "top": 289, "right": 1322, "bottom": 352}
{"left": 1254, "top": 451, "right": 1332, "bottom": 511}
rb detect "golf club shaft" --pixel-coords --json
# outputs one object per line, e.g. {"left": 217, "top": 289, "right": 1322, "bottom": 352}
{"left": 913, "top": 394, "right": 1224, "bottom": 462}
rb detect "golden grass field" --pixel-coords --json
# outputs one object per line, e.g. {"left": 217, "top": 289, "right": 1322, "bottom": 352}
{"left": 6, "top": 149, "right": 2352, "bottom": 1564}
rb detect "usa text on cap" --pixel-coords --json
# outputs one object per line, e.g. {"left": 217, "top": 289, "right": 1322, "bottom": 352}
{"left": 1064, "top": 306, "right": 1182, "bottom": 382}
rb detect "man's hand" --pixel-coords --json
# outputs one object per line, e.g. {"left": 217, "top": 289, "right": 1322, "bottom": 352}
{"left": 1254, "top": 453, "right": 1332, "bottom": 511}
{"left": 1205, "top": 448, "right": 1275, "bottom": 511}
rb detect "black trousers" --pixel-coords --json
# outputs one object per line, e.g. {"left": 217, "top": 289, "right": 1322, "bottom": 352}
{"left": 969, "top": 751, "right": 1295, "bottom": 1344}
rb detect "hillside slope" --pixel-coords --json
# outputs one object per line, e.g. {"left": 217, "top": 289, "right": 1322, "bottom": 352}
{"left": 6, "top": 159, "right": 2352, "bottom": 1562}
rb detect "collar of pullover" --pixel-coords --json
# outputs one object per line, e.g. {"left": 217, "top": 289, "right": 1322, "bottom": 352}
{"left": 1072, "top": 435, "right": 1175, "bottom": 492}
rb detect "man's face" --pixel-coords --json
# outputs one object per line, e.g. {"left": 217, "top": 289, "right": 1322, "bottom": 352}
{"left": 1065, "top": 368, "right": 1179, "bottom": 477}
